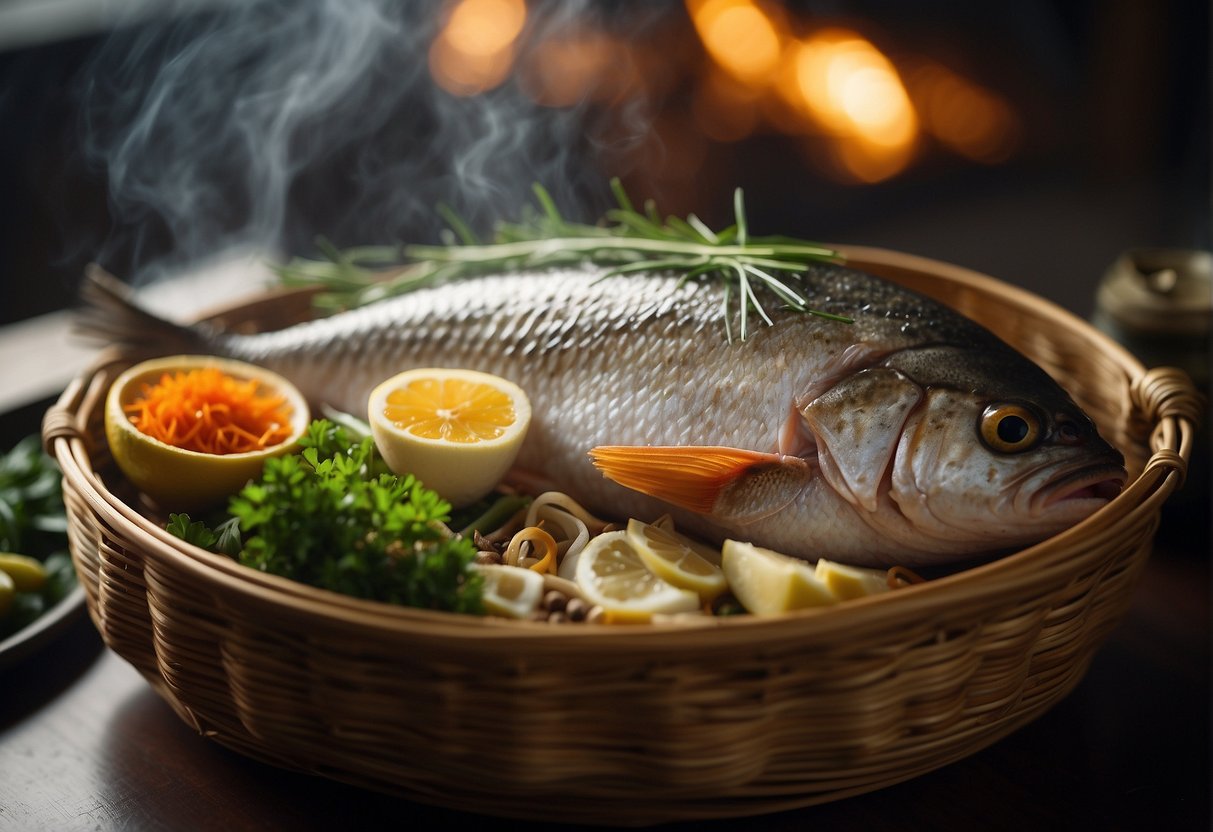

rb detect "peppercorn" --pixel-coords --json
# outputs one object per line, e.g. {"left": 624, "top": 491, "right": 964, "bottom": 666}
{"left": 543, "top": 590, "right": 567, "bottom": 613}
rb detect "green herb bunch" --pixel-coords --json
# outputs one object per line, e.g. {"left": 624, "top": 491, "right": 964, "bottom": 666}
{"left": 275, "top": 178, "right": 852, "bottom": 342}
{"left": 168, "top": 420, "right": 483, "bottom": 614}
{"left": 0, "top": 435, "right": 76, "bottom": 638}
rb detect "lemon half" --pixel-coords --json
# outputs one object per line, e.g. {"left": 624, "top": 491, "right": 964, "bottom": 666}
{"left": 368, "top": 368, "right": 531, "bottom": 508}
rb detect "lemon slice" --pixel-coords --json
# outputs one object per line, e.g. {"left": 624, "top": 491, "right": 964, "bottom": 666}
{"left": 815, "top": 559, "right": 891, "bottom": 601}
{"left": 474, "top": 563, "right": 545, "bottom": 619}
{"left": 574, "top": 531, "right": 701, "bottom": 623}
{"left": 720, "top": 540, "right": 836, "bottom": 616}
{"left": 626, "top": 518, "right": 727, "bottom": 601}
{"left": 368, "top": 368, "right": 531, "bottom": 507}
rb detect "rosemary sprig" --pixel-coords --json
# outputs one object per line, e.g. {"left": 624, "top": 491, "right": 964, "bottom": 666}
{"left": 274, "top": 179, "right": 852, "bottom": 340}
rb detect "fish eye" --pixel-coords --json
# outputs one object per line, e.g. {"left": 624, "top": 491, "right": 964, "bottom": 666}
{"left": 980, "top": 404, "right": 1041, "bottom": 453}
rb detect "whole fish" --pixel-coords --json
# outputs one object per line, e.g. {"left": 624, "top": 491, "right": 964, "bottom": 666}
{"left": 80, "top": 262, "right": 1125, "bottom": 567}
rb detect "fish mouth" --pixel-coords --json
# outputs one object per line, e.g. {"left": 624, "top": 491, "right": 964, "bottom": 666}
{"left": 1041, "top": 463, "right": 1127, "bottom": 509}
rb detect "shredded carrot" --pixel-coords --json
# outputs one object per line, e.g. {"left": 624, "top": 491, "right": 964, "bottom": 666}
{"left": 124, "top": 367, "right": 294, "bottom": 455}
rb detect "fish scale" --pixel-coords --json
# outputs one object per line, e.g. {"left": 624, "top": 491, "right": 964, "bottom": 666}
{"left": 221, "top": 268, "right": 830, "bottom": 517}
{"left": 81, "top": 262, "right": 1126, "bottom": 566}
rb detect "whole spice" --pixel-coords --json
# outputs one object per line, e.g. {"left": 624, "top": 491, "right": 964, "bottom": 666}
{"left": 526, "top": 577, "right": 598, "bottom": 624}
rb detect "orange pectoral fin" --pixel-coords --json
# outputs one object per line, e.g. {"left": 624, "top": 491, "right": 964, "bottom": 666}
{"left": 588, "top": 445, "right": 783, "bottom": 515}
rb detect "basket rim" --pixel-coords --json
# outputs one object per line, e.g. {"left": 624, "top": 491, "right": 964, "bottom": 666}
{"left": 47, "top": 246, "right": 1195, "bottom": 646}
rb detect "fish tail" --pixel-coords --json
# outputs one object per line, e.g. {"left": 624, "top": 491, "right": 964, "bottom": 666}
{"left": 75, "top": 265, "right": 211, "bottom": 357}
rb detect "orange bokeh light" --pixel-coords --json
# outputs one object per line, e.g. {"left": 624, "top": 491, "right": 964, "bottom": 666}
{"left": 907, "top": 62, "right": 1021, "bottom": 163}
{"left": 781, "top": 29, "right": 918, "bottom": 180}
{"left": 425, "top": 2, "right": 1020, "bottom": 185}
{"left": 429, "top": 0, "right": 528, "bottom": 96}
{"left": 785, "top": 31, "right": 917, "bottom": 140}
{"left": 687, "top": 0, "right": 785, "bottom": 85}
{"left": 518, "top": 32, "right": 632, "bottom": 108}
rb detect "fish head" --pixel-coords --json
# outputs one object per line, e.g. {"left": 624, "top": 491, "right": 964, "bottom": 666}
{"left": 889, "top": 386, "right": 1126, "bottom": 543}
{"left": 805, "top": 345, "right": 1126, "bottom": 559}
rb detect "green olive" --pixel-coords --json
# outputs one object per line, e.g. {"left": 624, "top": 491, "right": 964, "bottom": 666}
{"left": 0, "top": 553, "right": 48, "bottom": 592}
{"left": 0, "top": 569, "right": 14, "bottom": 618}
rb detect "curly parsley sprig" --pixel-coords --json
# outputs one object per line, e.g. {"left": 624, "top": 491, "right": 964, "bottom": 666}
{"left": 167, "top": 420, "right": 483, "bottom": 614}
{"left": 274, "top": 179, "right": 852, "bottom": 342}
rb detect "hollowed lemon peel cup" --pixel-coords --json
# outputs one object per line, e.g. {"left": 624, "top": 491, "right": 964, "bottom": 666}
{"left": 104, "top": 355, "right": 310, "bottom": 513}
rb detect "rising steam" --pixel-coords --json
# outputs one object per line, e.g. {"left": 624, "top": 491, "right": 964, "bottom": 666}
{"left": 78, "top": 0, "right": 650, "bottom": 284}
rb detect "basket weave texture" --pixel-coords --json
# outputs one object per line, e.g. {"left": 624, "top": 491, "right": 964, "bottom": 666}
{"left": 43, "top": 248, "right": 1199, "bottom": 825}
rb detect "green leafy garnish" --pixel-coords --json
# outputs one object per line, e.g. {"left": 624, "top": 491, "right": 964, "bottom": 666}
{"left": 166, "top": 514, "right": 241, "bottom": 557}
{"left": 274, "top": 179, "right": 852, "bottom": 342}
{"left": 168, "top": 420, "right": 483, "bottom": 614}
{"left": 0, "top": 434, "right": 75, "bottom": 639}
{"left": 0, "top": 435, "right": 68, "bottom": 556}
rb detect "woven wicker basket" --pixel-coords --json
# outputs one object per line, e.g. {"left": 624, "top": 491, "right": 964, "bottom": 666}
{"left": 43, "top": 247, "right": 1200, "bottom": 826}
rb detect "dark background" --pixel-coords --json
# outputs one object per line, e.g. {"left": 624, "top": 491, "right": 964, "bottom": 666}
{"left": 0, "top": 0, "right": 1208, "bottom": 324}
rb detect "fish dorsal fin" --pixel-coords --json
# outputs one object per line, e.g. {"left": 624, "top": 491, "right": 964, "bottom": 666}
{"left": 588, "top": 445, "right": 786, "bottom": 515}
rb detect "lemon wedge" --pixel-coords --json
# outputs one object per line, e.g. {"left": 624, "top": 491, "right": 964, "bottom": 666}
{"left": 368, "top": 368, "right": 531, "bottom": 508}
{"left": 474, "top": 563, "right": 545, "bottom": 619}
{"left": 720, "top": 540, "right": 837, "bottom": 616}
{"left": 815, "top": 559, "right": 891, "bottom": 601}
{"left": 574, "top": 531, "right": 701, "bottom": 623}
{"left": 626, "top": 518, "right": 727, "bottom": 601}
